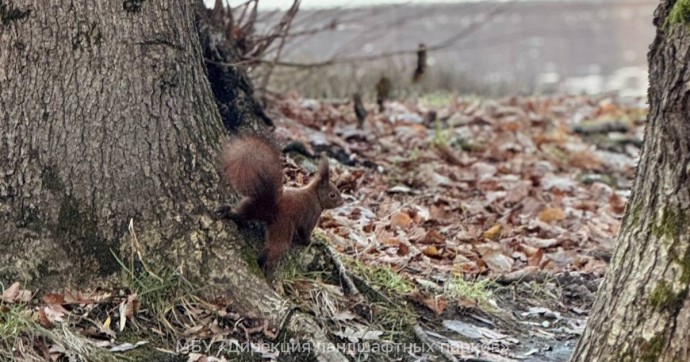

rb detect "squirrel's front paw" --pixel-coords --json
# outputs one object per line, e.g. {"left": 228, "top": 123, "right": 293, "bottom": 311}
{"left": 215, "top": 205, "right": 235, "bottom": 220}
{"left": 257, "top": 250, "right": 277, "bottom": 276}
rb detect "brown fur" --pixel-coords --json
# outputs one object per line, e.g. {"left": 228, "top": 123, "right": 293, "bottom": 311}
{"left": 220, "top": 136, "right": 343, "bottom": 272}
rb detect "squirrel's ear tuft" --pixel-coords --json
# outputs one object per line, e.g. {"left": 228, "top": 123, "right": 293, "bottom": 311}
{"left": 317, "top": 152, "right": 330, "bottom": 180}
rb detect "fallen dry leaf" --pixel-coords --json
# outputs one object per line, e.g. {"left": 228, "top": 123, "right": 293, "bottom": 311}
{"left": 429, "top": 203, "right": 451, "bottom": 221}
{"left": 410, "top": 292, "right": 448, "bottom": 316}
{"left": 423, "top": 246, "right": 441, "bottom": 258}
{"left": 42, "top": 304, "right": 66, "bottom": 325}
{"left": 390, "top": 211, "right": 413, "bottom": 229}
{"left": 609, "top": 192, "right": 626, "bottom": 214}
{"left": 1, "top": 282, "right": 20, "bottom": 302}
{"left": 43, "top": 293, "right": 65, "bottom": 305}
{"left": 483, "top": 224, "right": 502, "bottom": 240}
{"left": 418, "top": 229, "right": 445, "bottom": 244}
{"left": 37, "top": 308, "right": 53, "bottom": 328}
{"left": 0, "top": 282, "right": 31, "bottom": 304}
{"left": 528, "top": 249, "right": 545, "bottom": 267}
{"left": 569, "top": 150, "right": 602, "bottom": 170}
{"left": 538, "top": 207, "right": 566, "bottom": 223}
{"left": 397, "top": 242, "right": 410, "bottom": 256}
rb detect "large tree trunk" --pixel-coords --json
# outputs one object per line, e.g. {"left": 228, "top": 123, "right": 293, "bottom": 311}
{"left": 0, "top": 0, "right": 275, "bottom": 312}
{"left": 0, "top": 2, "right": 347, "bottom": 360}
{"left": 571, "top": 2, "right": 690, "bottom": 361}
{"left": 0, "top": 4, "right": 346, "bottom": 360}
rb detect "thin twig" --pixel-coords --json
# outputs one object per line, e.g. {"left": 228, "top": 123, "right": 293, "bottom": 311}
{"left": 258, "top": 0, "right": 300, "bottom": 92}
{"left": 207, "top": 0, "right": 515, "bottom": 70}
{"left": 324, "top": 244, "right": 361, "bottom": 296}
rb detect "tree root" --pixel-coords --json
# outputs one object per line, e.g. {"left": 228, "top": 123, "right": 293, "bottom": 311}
{"left": 412, "top": 324, "right": 458, "bottom": 362}
{"left": 320, "top": 243, "right": 463, "bottom": 362}
{"left": 495, "top": 269, "right": 600, "bottom": 293}
{"left": 324, "top": 244, "right": 360, "bottom": 296}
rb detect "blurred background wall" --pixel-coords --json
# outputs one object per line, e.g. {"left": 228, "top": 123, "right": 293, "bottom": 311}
{"left": 208, "top": 0, "right": 656, "bottom": 98}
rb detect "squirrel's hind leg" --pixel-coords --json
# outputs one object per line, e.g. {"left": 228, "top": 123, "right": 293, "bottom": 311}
{"left": 293, "top": 227, "right": 312, "bottom": 246}
{"left": 258, "top": 220, "right": 295, "bottom": 273}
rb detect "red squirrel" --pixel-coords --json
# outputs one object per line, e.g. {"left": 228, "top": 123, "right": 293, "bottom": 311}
{"left": 219, "top": 135, "right": 343, "bottom": 272}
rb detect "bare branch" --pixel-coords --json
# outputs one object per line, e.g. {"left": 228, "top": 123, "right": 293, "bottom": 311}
{"left": 210, "top": 0, "right": 515, "bottom": 70}
{"left": 258, "top": 0, "right": 301, "bottom": 91}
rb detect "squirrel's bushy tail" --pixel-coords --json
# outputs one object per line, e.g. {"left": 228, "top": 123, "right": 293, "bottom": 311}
{"left": 222, "top": 136, "right": 283, "bottom": 223}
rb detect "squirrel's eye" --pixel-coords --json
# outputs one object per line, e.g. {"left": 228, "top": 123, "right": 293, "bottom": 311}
{"left": 329, "top": 192, "right": 335, "bottom": 198}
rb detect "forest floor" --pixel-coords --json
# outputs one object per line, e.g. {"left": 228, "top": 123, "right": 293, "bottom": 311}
{"left": 1, "top": 92, "right": 645, "bottom": 361}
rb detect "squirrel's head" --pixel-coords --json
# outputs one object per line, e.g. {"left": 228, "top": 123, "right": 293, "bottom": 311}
{"left": 316, "top": 153, "right": 344, "bottom": 209}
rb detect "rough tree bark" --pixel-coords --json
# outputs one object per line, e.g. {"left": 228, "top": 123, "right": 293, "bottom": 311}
{"left": 0, "top": 1, "right": 344, "bottom": 360}
{"left": 196, "top": 0, "right": 273, "bottom": 131}
{"left": 0, "top": 0, "right": 270, "bottom": 312}
{"left": 571, "top": 2, "right": 690, "bottom": 361}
